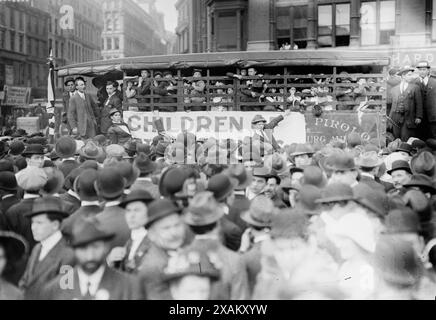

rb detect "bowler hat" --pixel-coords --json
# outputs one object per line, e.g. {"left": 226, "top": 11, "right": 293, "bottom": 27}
{"left": 64, "top": 77, "right": 75, "bottom": 86}
{"left": 95, "top": 168, "right": 126, "bottom": 199}
{"left": 184, "top": 192, "right": 224, "bottom": 226}
{"left": 385, "top": 208, "right": 421, "bottom": 234}
{"left": 70, "top": 217, "right": 115, "bottom": 248}
{"left": 41, "top": 167, "right": 65, "bottom": 195}
{"left": 73, "top": 169, "right": 99, "bottom": 201}
{"left": 55, "top": 136, "right": 77, "bottom": 159}
{"left": 410, "top": 151, "right": 436, "bottom": 177}
{"left": 146, "top": 198, "right": 182, "bottom": 228}
{"left": 207, "top": 174, "right": 235, "bottom": 202}
{"left": 64, "top": 167, "right": 84, "bottom": 191}
{"left": 403, "top": 174, "right": 436, "bottom": 194}
{"left": 113, "top": 161, "right": 139, "bottom": 188}
{"left": 301, "top": 166, "right": 326, "bottom": 188}
{"left": 134, "top": 153, "right": 156, "bottom": 175}
{"left": 355, "top": 151, "right": 383, "bottom": 168}
{"left": 0, "top": 231, "right": 29, "bottom": 262}
{"left": 251, "top": 115, "right": 267, "bottom": 125}
{"left": 0, "top": 172, "right": 18, "bottom": 191}
{"left": 241, "top": 195, "right": 276, "bottom": 228}
{"left": 374, "top": 235, "right": 423, "bottom": 286}
{"left": 0, "top": 159, "right": 14, "bottom": 173}
{"left": 224, "top": 164, "right": 252, "bottom": 190}
{"left": 79, "top": 141, "right": 101, "bottom": 160}
{"left": 26, "top": 196, "right": 69, "bottom": 219}
{"left": 120, "top": 189, "right": 154, "bottom": 208}
{"left": 387, "top": 160, "right": 412, "bottom": 175}
{"left": 396, "top": 143, "right": 414, "bottom": 155}
{"left": 163, "top": 245, "right": 220, "bottom": 282}
{"left": 9, "top": 140, "right": 25, "bottom": 156}
{"left": 22, "top": 144, "right": 45, "bottom": 157}
{"left": 316, "top": 183, "right": 356, "bottom": 204}
{"left": 16, "top": 167, "right": 48, "bottom": 191}
{"left": 159, "top": 167, "right": 187, "bottom": 197}
{"left": 79, "top": 160, "right": 99, "bottom": 171}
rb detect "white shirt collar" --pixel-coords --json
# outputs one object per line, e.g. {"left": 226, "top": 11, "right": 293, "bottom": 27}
{"left": 23, "top": 193, "right": 40, "bottom": 200}
{"left": 360, "top": 172, "right": 375, "bottom": 179}
{"left": 2, "top": 194, "right": 15, "bottom": 200}
{"left": 68, "top": 190, "right": 81, "bottom": 200}
{"left": 128, "top": 228, "right": 148, "bottom": 261}
{"left": 137, "top": 177, "right": 152, "bottom": 182}
{"left": 105, "top": 200, "right": 121, "bottom": 207}
{"left": 81, "top": 200, "right": 100, "bottom": 207}
{"left": 351, "top": 181, "right": 359, "bottom": 188}
{"left": 194, "top": 234, "right": 219, "bottom": 241}
{"left": 77, "top": 91, "right": 85, "bottom": 99}
{"left": 39, "top": 231, "right": 62, "bottom": 261}
{"left": 77, "top": 265, "right": 106, "bottom": 297}
{"left": 61, "top": 157, "right": 76, "bottom": 162}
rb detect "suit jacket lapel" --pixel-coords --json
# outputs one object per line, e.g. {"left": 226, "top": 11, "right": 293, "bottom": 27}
{"left": 30, "top": 238, "right": 66, "bottom": 284}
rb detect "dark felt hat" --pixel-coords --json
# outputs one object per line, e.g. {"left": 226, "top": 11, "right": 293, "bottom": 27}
{"left": 9, "top": 140, "right": 25, "bottom": 156}
{"left": 403, "top": 174, "right": 436, "bottom": 194}
{"left": 410, "top": 151, "right": 436, "bottom": 177}
{"left": 0, "top": 172, "right": 18, "bottom": 191}
{"left": 95, "top": 168, "right": 126, "bottom": 199}
{"left": 120, "top": 189, "right": 154, "bottom": 208}
{"left": 22, "top": 144, "right": 45, "bottom": 157}
{"left": 224, "top": 164, "right": 252, "bottom": 190}
{"left": 354, "top": 183, "right": 388, "bottom": 217}
{"left": 134, "top": 153, "right": 156, "bottom": 175}
{"left": 25, "top": 196, "right": 69, "bottom": 219}
{"left": 206, "top": 174, "right": 235, "bottom": 202}
{"left": 74, "top": 169, "right": 99, "bottom": 201}
{"left": 183, "top": 192, "right": 224, "bottom": 226}
{"left": 0, "top": 231, "right": 29, "bottom": 262}
{"left": 316, "top": 183, "right": 357, "bottom": 204}
{"left": 64, "top": 77, "right": 75, "bottom": 85}
{"left": 146, "top": 198, "right": 182, "bottom": 228}
{"left": 79, "top": 141, "right": 102, "bottom": 160}
{"left": 396, "top": 143, "right": 414, "bottom": 155}
{"left": 159, "top": 167, "right": 187, "bottom": 197}
{"left": 55, "top": 136, "right": 77, "bottom": 159}
{"left": 70, "top": 217, "right": 115, "bottom": 248}
{"left": 384, "top": 208, "right": 421, "bottom": 234}
{"left": 387, "top": 160, "right": 412, "bottom": 175}
{"left": 0, "top": 159, "right": 14, "bottom": 173}
{"left": 324, "top": 153, "right": 356, "bottom": 171}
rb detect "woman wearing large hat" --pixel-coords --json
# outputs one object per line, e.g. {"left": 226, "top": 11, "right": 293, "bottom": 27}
{"left": 107, "top": 107, "right": 132, "bottom": 146}
{"left": 0, "top": 231, "right": 28, "bottom": 300}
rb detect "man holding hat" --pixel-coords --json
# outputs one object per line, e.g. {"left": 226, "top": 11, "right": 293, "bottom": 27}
{"left": 43, "top": 217, "right": 141, "bottom": 300}
{"left": 19, "top": 196, "right": 74, "bottom": 299}
{"left": 137, "top": 198, "right": 186, "bottom": 299}
{"left": 389, "top": 66, "right": 423, "bottom": 141}
{"left": 416, "top": 60, "right": 436, "bottom": 139}
{"left": 183, "top": 191, "right": 249, "bottom": 300}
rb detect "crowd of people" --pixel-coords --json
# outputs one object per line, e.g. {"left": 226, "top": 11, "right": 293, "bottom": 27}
{"left": 1, "top": 118, "right": 436, "bottom": 300}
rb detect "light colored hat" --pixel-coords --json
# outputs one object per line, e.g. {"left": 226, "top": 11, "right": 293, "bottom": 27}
{"left": 106, "top": 144, "right": 127, "bottom": 158}
{"left": 326, "top": 212, "right": 376, "bottom": 253}
{"left": 16, "top": 167, "right": 48, "bottom": 191}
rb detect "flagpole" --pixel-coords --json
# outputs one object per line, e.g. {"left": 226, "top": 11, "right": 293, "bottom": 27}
{"left": 47, "top": 49, "right": 56, "bottom": 143}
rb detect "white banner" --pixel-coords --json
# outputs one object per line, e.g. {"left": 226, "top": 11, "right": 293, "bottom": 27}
{"left": 124, "top": 111, "right": 306, "bottom": 144}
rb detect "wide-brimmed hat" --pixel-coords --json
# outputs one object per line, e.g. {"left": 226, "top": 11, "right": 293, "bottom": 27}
{"left": 0, "top": 172, "right": 17, "bottom": 191}
{"left": 396, "top": 143, "right": 414, "bottom": 155}
{"left": 25, "top": 196, "right": 69, "bottom": 219}
{"left": 387, "top": 160, "right": 412, "bottom": 175}
{"left": 106, "top": 144, "right": 127, "bottom": 158}
{"left": 374, "top": 235, "right": 423, "bottom": 286}
{"left": 74, "top": 169, "right": 99, "bottom": 201}
{"left": 70, "top": 217, "right": 115, "bottom": 248}
{"left": 134, "top": 153, "right": 156, "bottom": 175}
{"left": 184, "top": 192, "right": 224, "bottom": 226}
{"left": 264, "top": 153, "right": 288, "bottom": 176}
{"left": 95, "top": 168, "right": 126, "bottom": 199}
{"left": 410, "top": 151, "right": 436, "bottom": 177}
{"left": 146, "top": 198, "right": 182, "bottom": 228}
{"left": 111, "top": 161, "right": 139, "bottom": 188}
{"left": 206, "top": 174, "right": 235, "bottom": 202}
{"left": 16, "top": 167, "right": 48, "bottom": 191}
{"left": 384, "top": 208, "right": 421, "bottom": 234}
{"left": 251, "top": 115, "right": 267, "bottom": 125}
{"left": 55, "top": 136, "right": 77, "bottom": 159}
{"left": 403, "top": 174, "right": 436, "bottom": 194}
{"left": 0, "top": 231, "right": 29, "bottom": 262}
{"left": 316, "top": 183, "right": 357, "bottom": 204}
{"left": 289, "top": 144, "right": 315, "bottom": 159}
{"left": 41, "top": 167, "right": 65, "bottom": 195}
{"left": 163, "top": 245, "right": 221, "bottom": 282}
{"left": 224, "top": 164, "right": 252, "bottom": 190}
{"left": 79, "top": 141, "right": 102, "bottom": 160}
{"left": 355, "top": 151, "right": 383, "bottom": 168}
{"left": 252, "top": 166, "right": 270, "bottom": 178}
{"left": 416, "top": 60, "right": 431, "bottom": 69}
{"left": 120, "top": 189, "right": 154, "bottom": 208}
{"left": 241, "top": 195, "right": 276, "bottom": 228}
{"left": 159, "top": 167, "right": 187, "bottom": 197}
{"left": 22, "top": 144, "right": 45, "bottom": 157}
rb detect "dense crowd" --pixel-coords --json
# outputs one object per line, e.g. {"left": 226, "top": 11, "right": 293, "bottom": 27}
{"left": 1, "top": 123, "right": 436, "bottom": 300}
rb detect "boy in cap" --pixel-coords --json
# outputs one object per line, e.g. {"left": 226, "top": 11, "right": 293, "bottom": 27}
{"left": 19, "top": 196, "right": 74, "bottom": 299}
{"left": 387, "top": 160, "right": 412, "bottom": 197}
{"left": 42, "top": 217, "right": 141, "bottom": 300}
{"left": 137, "top": 198, "right": 186, "bottom": 299}
{"left": 183, "top": 192, "right": 249, "bottom": 300}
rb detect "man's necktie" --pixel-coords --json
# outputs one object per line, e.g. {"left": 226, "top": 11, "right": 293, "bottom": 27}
{"left": 84, "top": 281, "right": 93, "bottom": 300}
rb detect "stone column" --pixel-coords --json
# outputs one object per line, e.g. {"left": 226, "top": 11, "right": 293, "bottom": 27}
{"left": 306, "top": 0, "right": 317, "bottom": 49}
{"left": 246, "top": 0, "right": 274, "bottom": 51}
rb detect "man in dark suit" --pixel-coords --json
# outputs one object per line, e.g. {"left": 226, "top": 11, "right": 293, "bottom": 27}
{"left": 59, "top": 168, "right": 83, "bottom": 215}
{"left": 355, "top": 151, "right": 391, "bottom": 193}
{"left": 130, "top": 153, "right": 160, "bottom": 199}
{"left": 19, "top": 197, "right": 74, "bottom": 299}
{"left": 137, "top": 199, "right": 186, "bottom": 299}
{"left": 389, "top": 67, "right": 423, "bottom": 141}
{"left": 61, "top": 169, "right": 102, "bottom": 241}
{"left": 100, "top": 81, "right": 123, "bottom": 135}
{"left": 252, "top": 111, "right": 290, "bottom": 153}
{"left": 42, "top": 217, "right": 141, "bottom": 300}
{"left": 416, "top": 60, "right": 436, "bottom": 140}
{"left": 57, "top": 77, "right": 76, "bottom": 135}
{"left": 68, "top": 77, "right": 100, "bottom": 140}
{"left": 137, "top": 70, "right": 152, "bottom": 107}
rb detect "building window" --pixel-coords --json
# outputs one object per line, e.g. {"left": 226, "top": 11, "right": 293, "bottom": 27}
{"left": 318, "top": 3, "right": 350, "bottom": 47}
{"left": 10, "top": 9, "right": 15, "bottom": 28}
{"left": 361, "top": 0, "right": 395, "bottom": 45}
{"left": 19, "top": 12, "right": 24, "bottom": 31}
{"left": 0, "top": 30, "right": 5, "bottom": 49}
{"left": 276, "top": 5, "right": 308, "bottom": 49}
{"left": 107, "top": 37, "right": 112, "bottom": 50}
{"left": 19, "top": 34, "right": 23, "bottom": 53}
{"left": 102, "top": 38, "right": 105, "bottom": 50}
{"left": 114, "top": 37, "right": 119, "bottom": 50}
{"left": 10, "top": 32, "right": 15, "bottom": 51}
{"left": 216, "top": 11, "right": 237, "bottom": 51}
{"left": 114, "top": 17, "right": 119, "bottom": 31}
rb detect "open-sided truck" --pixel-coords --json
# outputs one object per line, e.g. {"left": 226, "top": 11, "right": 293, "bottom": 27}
{"left": 57, "top": 50, "right": 389, "bottom": 146}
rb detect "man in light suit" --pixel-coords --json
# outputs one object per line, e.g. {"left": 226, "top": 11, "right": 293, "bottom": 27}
{"left": 68, "top": 77, "right": 100, "bottom": 140}
{"left": 100, "top": 81, "right": 123, "bottom": 135}
{"left": 19, "top": 197, "right": 74, "bottom": 299}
